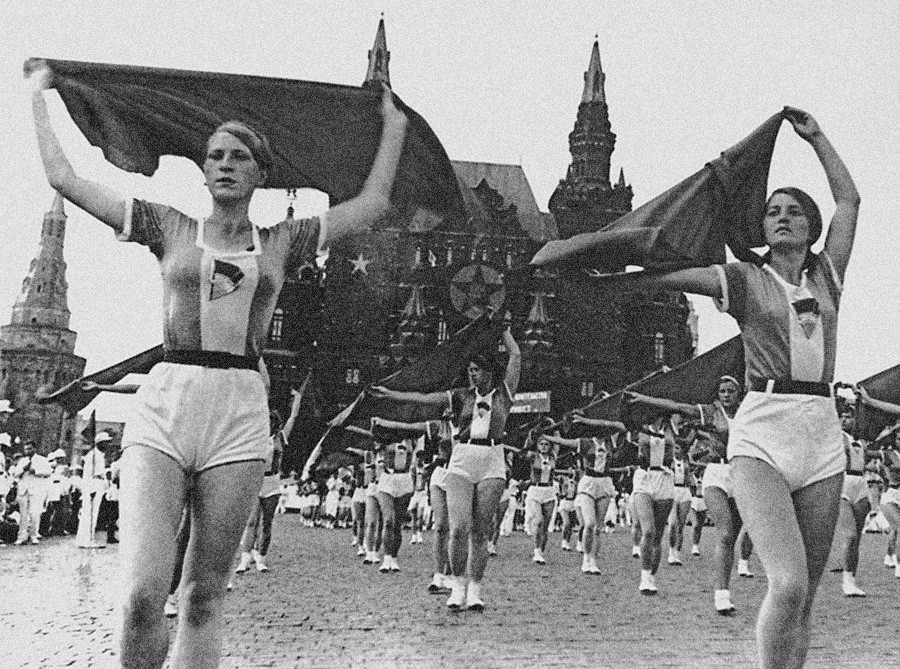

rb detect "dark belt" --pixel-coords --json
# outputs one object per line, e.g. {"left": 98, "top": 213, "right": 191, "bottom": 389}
{"left": 648, "top": 466, "right": 665, "bottom": 471}
{"left": 749, "top": 378, "right": 831, "bottom": 397}
{"left": 674, "top": 483, "right": 687, "bottom": 487}
{"left": 163, "top": 350, "right": 260, "bottom": 371}
{"left": 584, "top": 468, "right": 606, "bottom": 478}
{"left": 467, "top": 438, "right": 496, "bottom": 447}
{"left": 847, "top": 470, "right": 865, "bottom": 477}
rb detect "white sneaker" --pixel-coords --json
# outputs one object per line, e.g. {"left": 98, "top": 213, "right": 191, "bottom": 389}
{"left": 885, "top": 554, "right": 898, "bottom": 568}
{"left": 389, "top": 556, "right": 401, "bottom": 572}
{"left": 357, "top": 545, "right": 366, "bottom": 556}
{"left": 226, "top": 577, "right": 235, "bottom": 591}
{"left": 466, "top": 580, "right": 485, "bottom": 611}
{"left": 632, "top": 545, "right": 641, "bottom": 558}
{"left": 582, "top": 556, "right": 601, "bottom": 574}
{"left": 561, "top": 539, "right": 572, "bottom": 551}
{"left": 253, "top": 551, "right": 269, "bottom": 572}
{"left": 379, "top": 557, "right": 392, "bottom": 572}
{"left": 668, "top": 550, "right": 683, "bottom": 566}
{"left": 532, "top": 548, "right": 546, "bottom": 564}
{"left": 714, "top": 589, "right": 736, "bottom": 615}
{"left": 350, "top": 536, "right": 358, "bottom": 546}
{"left": 738, "top": 559, "right": 754, "bottom": 578}
{"left": 428, "top": 573, "right": 447, "bottom": 593}
{"left": 235, "top": 552, "right": 252, "bottom": 573}
{"left": 487, "top": 541, "right": 497, "bottom": 556}
{"left": 446, "top": 577, "right": 467, "bottom": 609}
{"left": 639, "top": 570, "right": 657, "bottom": 595}
{"left": 691, "top": 544, "right": 701, "bottom": 556}
{"left": 164, "top": 593, "right": 179, "bottom": 618}
{"left": 842, "top": 572, "right": 866, "bottom": 597}
{"left": 575, "top": 540, "right": 584, "bottom": 553}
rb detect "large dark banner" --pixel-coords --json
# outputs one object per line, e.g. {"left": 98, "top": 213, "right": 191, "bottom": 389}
{"left": 28, "top": 58, "right": 464, "bottom": 219}
{"left": 856, "top": 364, "right": 900, "bottom": 442}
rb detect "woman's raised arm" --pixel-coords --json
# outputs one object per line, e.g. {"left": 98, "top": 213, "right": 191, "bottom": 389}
{"left": 28, "top": 61, "right": 127, "bottom": 232}
{"left": 322, "top": 84, "right": 408, "bottom": 245}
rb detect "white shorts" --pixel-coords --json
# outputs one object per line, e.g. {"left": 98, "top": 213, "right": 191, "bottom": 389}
{"left": 446, "top": 443, "right": 506, "bottom": 484}
{"left": 841, "top": 474, "right": 869, "bottom": 504}
{"left": 558, "top": 498, "right": 575, "bottom": 513}
{"left": 632, "top": 468, "right": 675, "bottom": 501}
{"left": 577, "top": 474, "right": 616, "bottom": 501}
{"left": 122, "top": 362, "right": 269, "bottom": 472}
{"left": 672, "top": 485, "right": 692, "bottom": 505}
{"left": 324, "top": 492, "right": 340, "bottom": 517}
{"left": 525, "top": 484, "right": 558, "bottom": 506}
{"left": 728, "top": 390, "right": 844, "bottom": 493}
{"left": 690, "top": 496, "right": 707, "bottom": 513}
{"left": 407, "top": 489, "right": 428, "bottom": 512}
{"left": 351, "top": 487, "right": 367, "bottom": 505}
{"left": 377, "top": 472, "right": 414, "bottom": 499}
{"left": 430, "top": 465, "right": 448, "bottom": 490}
{"left": 702, "top": 463, "right": 734, "bottom": 498}
{"left": 881, "top": 487, "right": 900, "bottom": 508}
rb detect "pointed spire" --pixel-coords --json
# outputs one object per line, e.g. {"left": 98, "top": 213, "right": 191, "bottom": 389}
{"left": 617, "top": 168, "right": 626, "bottom": 187}
{"left": 581, "top": 37, "right": 606, "bottom": 104}
{"left": 363, "top": 15, "right": 391, "bottom": 88}
{"left": 523, "top": 292, "right": 552, "bottom": 351}
{"left": 400, "top": 284, "right": 427, "bottom": 321}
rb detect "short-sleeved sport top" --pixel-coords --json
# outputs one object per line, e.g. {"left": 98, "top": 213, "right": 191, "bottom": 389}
{"left": 578, "top": 437, "right": 610, "bottom": 475}
{"left": 117, "top": 200, "right": 322, "bottom": 359}
{"left": 714, "top": 253, "right": 842, "bottom": 384}
{"left": 449, "top": 383, "right": 514, "bottom": 442}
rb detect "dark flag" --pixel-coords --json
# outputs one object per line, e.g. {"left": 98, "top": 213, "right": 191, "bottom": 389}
{"left": 530, "top": 112, "right": 786, "bottom": 272}
{"left": 80, "top": 410, "right": 97, "bottom": 448}
{"left": 855, "top": 364, "right": 900, "bottom": 442}
{"left": 37, "top": 345, "right": 164, "bottom": 414}
{"left": 26, "top": 58, "right": 464, "bottom": 219}
{"left": 566, "top": 336, "right": 745, "bottom": 434}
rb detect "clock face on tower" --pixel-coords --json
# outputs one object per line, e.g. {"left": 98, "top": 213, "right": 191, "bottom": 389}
{"left": 449, "top": 264, "right": 505, "bottom": 320}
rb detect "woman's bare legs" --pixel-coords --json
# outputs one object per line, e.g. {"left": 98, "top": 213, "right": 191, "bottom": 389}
{"left": 172, "top": 459, "right": 264, "bottom": 669}
{"left": 429, "top": 483, "right": 450, "bottom": 587}
{"left": 118, "top": 447, "right": 188, "bottom": 669}
{"left": 704, "top": 485, "right": 742, "bottom": 610}
{"left": 732, "top": 457, "right": 842, "bottom": 669}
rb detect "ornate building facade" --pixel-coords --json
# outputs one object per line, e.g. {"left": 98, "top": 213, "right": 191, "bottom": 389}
{"left": 0, "top": 195, "right": 86, "bottom": 453}
{"left": 265, "top": 22, "right": 696, "bottom": 461}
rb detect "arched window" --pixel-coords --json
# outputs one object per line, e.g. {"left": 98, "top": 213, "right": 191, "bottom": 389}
{"left": 270, "top": 308, "right": 284, "bottom": 343}
{"left": 654, "top": 332, "right": 665, "bottom": 366}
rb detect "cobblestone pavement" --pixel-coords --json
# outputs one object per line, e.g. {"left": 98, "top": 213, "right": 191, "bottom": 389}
{"left": 2, "top": 515, "right": 899, "bottom": 668}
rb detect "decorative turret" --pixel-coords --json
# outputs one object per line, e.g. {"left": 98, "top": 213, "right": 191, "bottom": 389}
{"left": 363, "top": 16, "right": 391, "bottom": 88}
{"left": 397, "top": 284, "right": 428, "bottom": 355}
{"left": 549, "top": 38, "right": 633, "bottom": 240}
{"left": 523, "top": 292, "right": 552, "bottom": 351}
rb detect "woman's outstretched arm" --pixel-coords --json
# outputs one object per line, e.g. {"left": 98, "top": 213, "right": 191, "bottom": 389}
{"left": 323, "top": 83, "right": 408, "bottom": 245}
{"left": 28, "top": 60, "right": 127, "bottom": 232}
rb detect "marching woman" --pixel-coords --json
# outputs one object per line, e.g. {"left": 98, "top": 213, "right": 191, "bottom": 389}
{"left": 29, "top": 59, "right": 408, "bottom": 668}
{"left": 374, "top": 433, "right": 417, "bottom": 572}
{"left": 350, "top": 462, "right": 368, "bottom": 556}
{"left": 612, "top": 108, "right": 859, "bottom": 666}
{"left": 628, "top": 376, "right": 754, "bottom": 614}
{"left": 667, "top": 437, "right": 696, "bottom": 567}
{"left": 522, "top": 434, "right": 560, "bottom": 565}
{"left": 542, "top": 413, "right": 629, "bottom": 575}
{"left": 372, "top": 326, "right": 521, "bottom": 611}
{"left": 557, "top": 471, "right": 580, "bottom": 552}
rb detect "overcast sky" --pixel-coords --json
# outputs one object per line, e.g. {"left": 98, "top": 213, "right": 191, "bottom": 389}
{"left": 2, "top": 1, "right": 898, "bottom": 419}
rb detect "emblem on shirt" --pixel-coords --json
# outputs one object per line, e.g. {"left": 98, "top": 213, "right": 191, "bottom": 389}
{"left": 210, "top": 259, "right": 244, "bottom": 300}
{"left": 792, "top": 298, "right": 820, "bottom": 338}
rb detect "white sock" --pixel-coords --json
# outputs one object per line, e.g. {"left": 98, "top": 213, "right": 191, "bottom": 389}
{"left": 714, "top": 589, "right": 733, "bottom": 609}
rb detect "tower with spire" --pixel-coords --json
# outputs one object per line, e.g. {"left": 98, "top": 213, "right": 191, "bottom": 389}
{"left": 549, "top": 38, "right": 633, "bottom": 243}
{"left": 0, "top": 194, "right": 86, "bottom": 453}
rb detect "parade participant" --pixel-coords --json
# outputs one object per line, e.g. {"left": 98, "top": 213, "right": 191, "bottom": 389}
{"left": 30, "top": 58, "right": 407, "bottom": 668}
{"left": 74, "top": 433, "right": 110, "bottom": 549}
{"left": 687, "top": 444, "right": 709, "bottom": 557}
{"left": 11, "top": 441, "right": 53, "bottom": 545}
{"left": 542, "top": 414, "right": 629, "bottom": 575}
{"left": 322, "top": 471, "right": 341, "bottom": 529}
{"left": 373, "top": 429, "right": 418, "bottom": 572}
{"left": 615, "top": 108, "right": 859, "bottom": 666}
{"left": 522, "top": 434, "right": 560, "bottom": 565}
{"left": 371, "top": 326, "right": 521, "bottom": 611}
{"left": 628, "top": 376, "right": 754, "bottom": 613}
{"left": 408, "top": 451, "right": 430, "bottom": 545}
{"left": 490, "top": 473, "right": 519, "bottom": 554}
{"left": 557, "top": 471, "right": 579, "bottom": 552}
{"left": 350, "top": 463, "right": 368, "bottom": 556}
{"left": 337, "top": 468, "right": 354, "bottom": 529}
{"left": 667, "top": 439, "right": 695, "bottom": 567}
{"left": 358, "top": 447, "right": 385, "bottom": 564}
{"left": 236, "top": 389, "right": 301, "bottom": 574}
